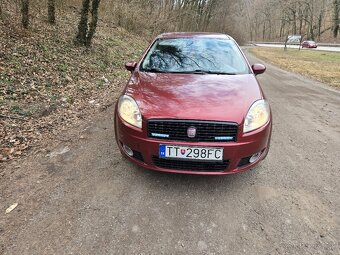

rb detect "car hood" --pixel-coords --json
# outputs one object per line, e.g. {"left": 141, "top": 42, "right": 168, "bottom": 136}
{"left": 125, "top": 72, "right": 263, "bottom": 124}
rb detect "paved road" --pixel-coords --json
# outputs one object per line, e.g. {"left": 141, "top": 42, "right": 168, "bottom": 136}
{"left": 256, "top": 43, "right": 340, "bottom": 52}
{"left": 1, "top": 53, "right": 339, "bottom": 254}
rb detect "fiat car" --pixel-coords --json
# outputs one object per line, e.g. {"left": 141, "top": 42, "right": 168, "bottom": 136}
{"left": 114, "top": 33, "right": 272, "bottom": 175}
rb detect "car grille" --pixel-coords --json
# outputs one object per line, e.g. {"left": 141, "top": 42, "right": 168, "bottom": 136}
{"left": 152, "top": 156, "right": 229, "bottom": 172}
{"left": 148, "top": 120, "right": 238, "bottom": 142}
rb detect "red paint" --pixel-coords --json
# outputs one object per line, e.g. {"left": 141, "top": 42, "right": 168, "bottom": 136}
{"left": 252, "top": 64, "right": 266, "bottom": 75}
{"left": 125, "top": 61, "right": 137, "bottom": 72}
{"left": 125, "top": 72, "right": 262, "bottom": 124}
{"left": 114, "top": 33, "right": 272, "bottom": 175}
{"left": 301, "top": 41, "right": 318, "bottom": 48}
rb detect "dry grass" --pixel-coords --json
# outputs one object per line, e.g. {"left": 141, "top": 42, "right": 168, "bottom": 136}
{"left": 250, "top": 47, "right": 340, "bottom": 88}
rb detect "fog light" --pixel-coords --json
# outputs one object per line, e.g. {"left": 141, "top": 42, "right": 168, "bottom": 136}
{"left": 249, "top": 152, "right": 261, "bottom": 163}
{"left": 123, "top": 144, "right": 134, "bottom": 157}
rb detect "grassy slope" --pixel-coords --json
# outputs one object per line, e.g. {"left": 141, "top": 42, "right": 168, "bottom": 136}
{"left": 0, "top": 12, "right": 148, "bottom": 161}
{"left": 250, "top": 47, "right": 340, "bottom": 88}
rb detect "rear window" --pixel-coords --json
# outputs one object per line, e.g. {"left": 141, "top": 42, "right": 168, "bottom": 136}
{"left": 140, "top": 38, "right": 250, "bottom": 75}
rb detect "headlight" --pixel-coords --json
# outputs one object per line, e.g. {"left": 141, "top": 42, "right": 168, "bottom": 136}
{"left": 118, "top": 95, "right": 142, "bottom": 129}
{"left": 243, "top": 99, "right": 270, "bottom": 133}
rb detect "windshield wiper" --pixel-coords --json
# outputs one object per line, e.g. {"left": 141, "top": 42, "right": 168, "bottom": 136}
{"left": 142, "top": 68, "right": 237, "bottom": 75}
{"left": 142, "top": 68, "right": 167, "bottom": 73}
{"left": 186, "top": 70, "right": 237, "bottom": 75}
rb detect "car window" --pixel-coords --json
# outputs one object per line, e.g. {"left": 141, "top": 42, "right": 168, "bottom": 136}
{"left": 140, "top": 38, "right": 250, "bottom": 74}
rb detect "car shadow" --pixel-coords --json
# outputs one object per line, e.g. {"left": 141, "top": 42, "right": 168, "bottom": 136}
{"left": 124, "top": 159, "right": 260, "bottom": 194}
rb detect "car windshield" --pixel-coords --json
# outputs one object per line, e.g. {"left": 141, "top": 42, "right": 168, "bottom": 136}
{"left": 140, "top": 38, "right": 250, "bottom": 75}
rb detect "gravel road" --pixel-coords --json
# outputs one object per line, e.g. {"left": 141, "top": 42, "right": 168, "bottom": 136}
{"left": 1, "top": 53, "right": 339, "bottom": 255}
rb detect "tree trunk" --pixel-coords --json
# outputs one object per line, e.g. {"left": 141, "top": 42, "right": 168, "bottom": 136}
{"left": 334, "top": 0, "right": 340, "bottom": 38}
{"left": 309, "top": 24, "right": 314, "bottom": 40}
{"left": 21, "top": 0, "right": 29, "bottom": 29}
{"left": 48, "top": 0, "right": 56, "bottom": 24}
{"left": 75, "top": 0, "right": 90, "bottom": 45}
{"left": 279, "top": 20, "right": 284, "bottom": 39}
{"left": 249, "top": 24, "right": 253, "bottom": 42}
{"left": 254, "top": 17, "right": 259, "bottom": 41}
{"left": 75, "top": 0, "right": 101, "bottom": 47}
{"left": 262, "top": 21, "right": 266, "bottom": 41}
{"left": 299, "top": 18, "right": 303, "bottom": 36}
{"left": 318, "top": 13, "right": 322, "bottom": 39}
{"left": 284, "top": 36, "right": 288, "bottom": 51}
{"left": 85, "top": 0, "right": 101, "bottom": 47}
{"left": 292, "top": 10, "right": 297, "bottom": 34}
{"left": 310, "top": 3, "right": 315, "bottom": 40}
{"left": 317, "top": 0, "right": 325, "bottom": 40}
{"left": 298, "top": 4, "right": 303, "bottom": 36}
{"left": 268, "top": 17, "right": 272, "bottom": 40}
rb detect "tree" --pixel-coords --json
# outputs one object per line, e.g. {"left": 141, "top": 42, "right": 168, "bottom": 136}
{"left": 334, "top": 0, "right": 340, "bottom": 38}
{"left": 75, "top": 0, "right": 101, "bottom": 47}
{"left": 48, "top": 0, "right": 56, "bottom": 24}
{"left": 75, "top": 0, "right": 90, "bottom": 46}
{"left": 21, "top": 0, "right": 29, "bottom": 28}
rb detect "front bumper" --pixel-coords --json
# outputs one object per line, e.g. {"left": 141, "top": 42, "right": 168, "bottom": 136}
{"left": 114, "top": 113, "right": 272, "bottom": 175}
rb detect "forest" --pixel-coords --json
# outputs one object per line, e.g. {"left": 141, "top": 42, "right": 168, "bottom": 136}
{"left": 0, "top": 0, "right": 339, "bottom": 44}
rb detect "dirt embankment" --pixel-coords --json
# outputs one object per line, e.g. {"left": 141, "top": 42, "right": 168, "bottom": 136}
{"left": 0, "top": 9, "right": 147, "bottom": 163}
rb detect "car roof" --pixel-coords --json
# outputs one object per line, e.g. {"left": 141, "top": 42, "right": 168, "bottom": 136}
{"left": 157, "top": 32, "right": 232, "bottom": 40}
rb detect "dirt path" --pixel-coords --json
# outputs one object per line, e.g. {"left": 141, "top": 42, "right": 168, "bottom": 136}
{"left": 0, "top": 52, "right": 339, "bottom": 255}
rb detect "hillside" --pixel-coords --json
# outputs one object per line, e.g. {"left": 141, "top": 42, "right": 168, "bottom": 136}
{"left": 0, "top": 9, "right": 147, "bottom": 162}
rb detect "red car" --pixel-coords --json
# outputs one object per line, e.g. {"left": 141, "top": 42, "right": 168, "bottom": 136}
{"left": 115, "top": 33, "right": 272, "bottom": 175}
{"left": 301, "top": 40, "right": 318, "bottom": 48}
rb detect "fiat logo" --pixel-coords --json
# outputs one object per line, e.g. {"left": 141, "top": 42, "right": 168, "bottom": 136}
{"left": 187, "top": 126, "right": 196, "bottom": 138}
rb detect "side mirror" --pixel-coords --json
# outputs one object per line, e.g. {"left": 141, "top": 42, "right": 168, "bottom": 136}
{"left": 125, "top": 61, "right": 137, "bottom": 72}
{"left": 252, "top": 64, "right": 266, "bottom": 75}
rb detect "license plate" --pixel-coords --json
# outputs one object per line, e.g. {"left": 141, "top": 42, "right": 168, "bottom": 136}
{"left": 159, "top": 145, "right": 223, "bottom": 161}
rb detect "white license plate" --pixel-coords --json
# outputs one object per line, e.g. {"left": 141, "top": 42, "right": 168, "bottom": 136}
{"left": 159, "top": 145, "right": 223, "bottom": 161}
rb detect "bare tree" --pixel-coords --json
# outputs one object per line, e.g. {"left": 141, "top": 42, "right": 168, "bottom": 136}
{"left": 75, "top": 0, "right": 101, "bottom": 47}
{"left": 48, "top": 0, "right": 56, "bottom": 24}
{"left": 99, "top": 0, "right": 240, "bottom": 41}
{"left": 235, "top": 0, "right": 335, "bottom": 42}
{"left": 21, "top": 0, "right": 29, "bottom": 28}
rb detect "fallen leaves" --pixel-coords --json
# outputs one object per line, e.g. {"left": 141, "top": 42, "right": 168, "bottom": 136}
{"left": 0, "top": 7, "right": 148, "bottom": 163}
